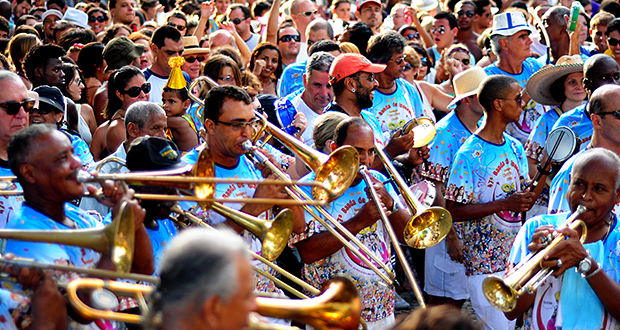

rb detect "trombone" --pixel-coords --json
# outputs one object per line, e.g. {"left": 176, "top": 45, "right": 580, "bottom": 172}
{"left": 65, "top": 276, "right": 362, "bottom": 330}
{"left": 482, "top": 205, "right": 588, "bottom": 312}
{"left": 243, "top": 141, "right": 396, "bottom": 285}
{"left": 0, "top": 201, "right": 135, "bottom": 273}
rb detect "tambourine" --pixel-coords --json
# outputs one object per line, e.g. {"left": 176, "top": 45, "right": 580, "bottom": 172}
{"left": 409, "top": 180, "right": 436, "bottom": 209}
{"left": 274, "top": 98, "right": 299, "bottom": 136}
{"left": 400, "top": 117, "right": 436, "bottom": 148}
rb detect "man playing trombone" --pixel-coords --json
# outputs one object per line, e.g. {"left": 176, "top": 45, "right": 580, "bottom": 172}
{"left": 292, "top": 117, "right": 410, "bottom": 329}
{"left": 4, "top": 124, "right": 155, "bottom": 328}
{"left": 505, "top": 148, "right": 620, "bottom": 330}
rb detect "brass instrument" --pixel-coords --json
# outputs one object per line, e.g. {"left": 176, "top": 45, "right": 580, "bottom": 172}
{"left": 400, "top": 117, "right": 436, "bottom": 148}
{"left": 0, "top": 201, "right": 135, "bottom": 273}
{"left": 374, "top": 144, "right": 452, "bottom": 249}
{"left": 482, "top": 205, "right": 588, "bottom": 312}
{"left": 358, "top": 165, "right": 427, "bottom": 308}
{"left": 243, "top": 141, "right": 396, "bottom": 285}
{"left": 65, "top": 277, "right": 362, "bottom": 330}
{"left": 252, "top": 116, "right": 360, "bottom": 202}
{"left": 256, "top": 277, "right": 362, "bottom": 330}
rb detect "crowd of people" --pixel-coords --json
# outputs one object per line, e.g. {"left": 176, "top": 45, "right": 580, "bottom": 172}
{"left": 0, "top": 0, "right": 617, "bottom": 328}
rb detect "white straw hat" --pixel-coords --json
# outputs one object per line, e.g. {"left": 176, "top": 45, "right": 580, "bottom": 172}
{"left": 448, "top": 67, "right": 488, "bottom": 108}
{"left": 525, "top": 55, "right": 584, "bottom": 106}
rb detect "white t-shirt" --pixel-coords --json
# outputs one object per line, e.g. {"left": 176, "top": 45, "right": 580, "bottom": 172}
{"left": 291, "top": 93, "right": 323, "bottom": 146}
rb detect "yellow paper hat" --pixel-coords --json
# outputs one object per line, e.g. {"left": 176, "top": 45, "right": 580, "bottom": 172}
{"left": 166, "top": 56, "right": 187, "bottom": 89}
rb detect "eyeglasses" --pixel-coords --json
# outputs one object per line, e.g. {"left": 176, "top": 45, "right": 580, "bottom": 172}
{"left": 279, "top": 34, "right": 301, "bottom": 43}
{"left": 431, "top": 26, "right": 446, "bottom": 34}
{"left": 167, "top": 22, "right": 186, "bottom": 31}
{"left": 89, "top": 15, "right": 106, "bottom": 23}
{"left": 185, "top": 55, "right": 205, "bottom": 63}
{"left": 389, "top": 55, "right": 407, "bottom": 65}
{"left": 217, "top": 117, "right": 260, "bottom": 130}
{"left": 500, "top": 93, "right": 523, "bottom": 105}
{"left": 0, "top": 98, "right": 36, "bottom": 115}
{"left": 294, "top": 9, "right": 317, "bottom": 16}
{"left": 403, "top": 63, "right": 412, "bottom": 71}
{"left": 29, "top": 105, "right": 59, "bottom": 115}
{"left": 403, "top": 32, "right": 419, "bottom": 40}
{"left": 120, "top": 83, "right": 151, "bottom": 97}
{"left": 218, "top": 75, "right": 234, "bottom": 83}
{"left": 596, "top": 110, "right": 620, "bottom": 119}
{"left": 458, "top": 58, "right": 470, "bottom": 65}
{"left": 609, "top": 38, "right": 620, "bottom": 46}
{"left": 457, "top": 10, "right": 475, "bottom": 18}
{"left": 230, "top": 17, "right": 245, "bottom": 25}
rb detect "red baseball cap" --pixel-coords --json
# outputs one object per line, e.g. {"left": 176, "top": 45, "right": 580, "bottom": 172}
{"left": 356, "top": 0, "right": 382, "bottom": 11}
{"left": 330, "top": 53, "right": 386, "bottom": 84}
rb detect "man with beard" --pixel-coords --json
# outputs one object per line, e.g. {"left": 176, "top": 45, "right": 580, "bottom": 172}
{"left": 454, "top": 0, "right": 482, "bottom": 61}
{"left": 354, "top": 0, "right": 382, "bottom": 34}
{"left": 445, "top": 74, "right": 536, "bottom": 330}
{"left": 22, "top": 44, "right": 79, "bottom": 134}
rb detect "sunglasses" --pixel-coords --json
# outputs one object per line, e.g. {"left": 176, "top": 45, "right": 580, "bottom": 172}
{"left": 218, "top": 75, "right": 234, "bottom": 83}
{"left": 120, "top": 83, "right": 151, "bottom": 98}
{"left": 500, "top": 93, "right": 523, "bottom": 105}
{"left": 431, "top": 26, "right": 446, "bottom": 34}
{"left": 403, "top": 63, "right": 412, "bottom": 71}
{"left": 0, "top": 98, "right": 36, "bottom": 115}
{"left": 89, "top": 15, "right": 106, "bottom": 23}
{"left": 167, "top": 22, "right": 186, "bottom": 31}
{"left": 403, "top": 32, "right": 419, "bottom": 40}
{"left": 294, "top": 9, "right": 317, "bottom": 16}
{"left": 457, "top": 10, "right": 475, "bottom": 18}
{"left": 217, "top": 117, "right": 260, "bottom": 130}
{"left": 29, "top": 105, "right": 59, "bottom": 115}
{"left": 279, "top": 34, "right": 301, "bottom": 42}
{"left": 389, "top": 55, "right": 407, "bottom": 65}
{"left": 458, "top": 58, "right": 470, "bottom": 65}
{"left": 230, "top": 17, "right": 245, "bottom": 25}
{"left": 609, "top": 38, "right": 620, "bottom": 46}
{"left": 185, "top": 56, "right": 205, "bottom": 63}
{"left": 420, "top": 57, "right": 429, "bottom": 66}
{"left": 596, "top": 109, "right": 620, "bottom": 119}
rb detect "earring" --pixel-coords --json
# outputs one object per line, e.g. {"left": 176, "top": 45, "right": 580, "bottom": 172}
{"left": 351, "top": 88, "right": 355, "bottom": 92}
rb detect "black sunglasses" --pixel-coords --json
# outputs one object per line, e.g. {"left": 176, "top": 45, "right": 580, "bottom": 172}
{"left": 89, "top": 15, "right": 106, "bottom": 23}
{"left": 120, "top": 83, "right": 151, "bottom": 98}
{"left": 609, "top": 37, "right": 620, "bottom": 47}
{"left": 403, "top": 32, "right": 419, "bottom": 40}
{"left": 29, "top": 105, "right": 60, "bottom": 115}
{"left": 167, "top": 22, "right": 186, "bottom": 31}
{"left": 0, "top": 98, "right": 36, "bottom": 115}
{"left": 294, "top": 9, "right": 317, "bottom": 16}
{"left": 279, "top": 34, "right": 301, "bottom": 42}
{"left": 458, "top": 58, "right": 470, "bottom": 65}
{"left": 185, "top": 55, "right": 206, "bottom": 63}
{"left": 596, "top": 109, "right": 620, "bottom": 119}
{"left": 457, "top": 10, "right": 475, "bottom": 18}
{"left": 230, "top": 17, "right": 245, "bottom": 25}
{"left": 403, "top": 63, "right": 412, "bottom": 71}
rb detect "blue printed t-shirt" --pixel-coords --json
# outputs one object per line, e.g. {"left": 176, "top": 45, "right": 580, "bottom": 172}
{"left": 181, "top": 148, "right": 286, "bottom": 297}
{"left": 291, "top": 170, "right": 403, "bottom": 323}
{"left": 485, "top": 57, "right": 545, "bottom": 145}
{"left": 70, "top": 133, "right": 94, "bottom": 168}
{"left": 551, "top": 103, "right": 592, "bottom": 151}
{"left": 186, "top": 101, "right": 204, "bottom": 136}
{"left": 0, "top": 160, "right": 22, "bottom": 229}
{"left": 367, "top": 78, "right": 427, "bottom": 140}
{"left": 326, "top": 103, "right": 387, "bottom": 147}
{"left": 445, "top": 133, "right": 528, "bottom": 275}
{"left": 422, "top": 110, "right": 474, "bottom": 184}
{"left": 278, "top": 60, "right": 306, "bottom": 97}
{"left": 507, "top": 213, "right": 620, "bottom": 330}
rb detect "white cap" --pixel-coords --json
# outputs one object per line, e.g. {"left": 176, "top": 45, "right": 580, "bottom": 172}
{"left": 491, "top": 12, "right": 532, "bottom": 37}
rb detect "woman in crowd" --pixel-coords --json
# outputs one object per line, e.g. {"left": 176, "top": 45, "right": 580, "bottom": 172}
{"left": 129, "top": 32, "right": 154, "bottom": 70}
{"left": 248, "top": 42, "right": 282, "bottom": 96}
{"left": 90, "top": 66, "right": 150, "bottom": 160}
{"left": 87, "top": 7, "right": 109, "bottom": 35}
{"left": 60, "top": 62, "right": 97, "bottom": 145}
{"left": 101, "top": 24, "right": 132, "bottom": 44}
{"left": 181, "top": 36, "right": 209, "bottom": 80}
{"left": 435, "top": 44, "right": 471, "bottom": 96}
{"left": 77, "top": 42, "right": 109, "bottom": 117}
{"left": 7, "top": 33, "right": 40, "bottom": 90}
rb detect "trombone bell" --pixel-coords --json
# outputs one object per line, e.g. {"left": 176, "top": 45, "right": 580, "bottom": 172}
{"left": 403, "top": 207, "right": 453, "bottom": 249}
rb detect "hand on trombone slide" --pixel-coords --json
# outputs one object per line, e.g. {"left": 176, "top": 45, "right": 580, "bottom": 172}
{"left": 362, "top": 172, "right": 395, "bottom": 221}
{"left": 86, "top": 179, "right": 146, "bottom": 230}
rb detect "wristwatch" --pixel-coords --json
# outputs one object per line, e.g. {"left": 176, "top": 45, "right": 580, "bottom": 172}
{"left": 576, "top": 251, "right": 593, "bottom": 276}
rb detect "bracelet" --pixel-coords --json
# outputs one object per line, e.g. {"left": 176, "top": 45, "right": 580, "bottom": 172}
{"left": 584, "top": 263, "right": 603, "bottom": 279}
{"left": 537, "top": 164, "right": 552, "bottom": 175}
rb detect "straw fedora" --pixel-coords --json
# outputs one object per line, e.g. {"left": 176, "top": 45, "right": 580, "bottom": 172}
{"left": 448, "top": 67, "right": 488, "bottom": 108}
{"left": 411, "top": 0, "right": 438, "bottom": 12}
{"left": 525, "top": 55, "right": 584, "bottom": 106}
{"left": 182, "top": 36, "right": 210, "bottom": 56}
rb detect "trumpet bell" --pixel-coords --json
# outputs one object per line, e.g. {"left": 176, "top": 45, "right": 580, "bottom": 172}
{"left": 481, "top": 275, "right": 517, "bottom": 312}
{"left": 312, "top": 146, "right": 360, "bottom": 202}
{"left": 403, "top": 207, "right": 452, "bottom": 249}
{"left": 192, "top": 146, "right": 216, "bottom": 210}
{"left": 261, "top": 209, "right": 295, "bottom": 261}
{"left": 402, "top": 117, "right": 436, "bottom": 148}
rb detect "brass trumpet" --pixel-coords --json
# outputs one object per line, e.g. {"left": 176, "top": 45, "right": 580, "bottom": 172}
{"left": 66, "top": 276, "right": 362, "bottom": 330}
{"left": 482, "top": 205, "right": 588, "bottom": 312}
{"left": 0, "top": 201, "right": 135, "bottom": 273}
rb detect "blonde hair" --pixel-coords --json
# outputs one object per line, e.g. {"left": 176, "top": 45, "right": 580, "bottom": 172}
{"left": 312, "top": 112, "right": 348, "bottom": 153}
{"left": 338, "top": 42, "right": 360, "bottom": 54}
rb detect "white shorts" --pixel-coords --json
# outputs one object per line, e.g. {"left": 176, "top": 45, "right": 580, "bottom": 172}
{"left": 467, "top": 272, "right": 516, "bottom": 330}
{"left": 424, "top": 239, "right": 469, "bottom": 300}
